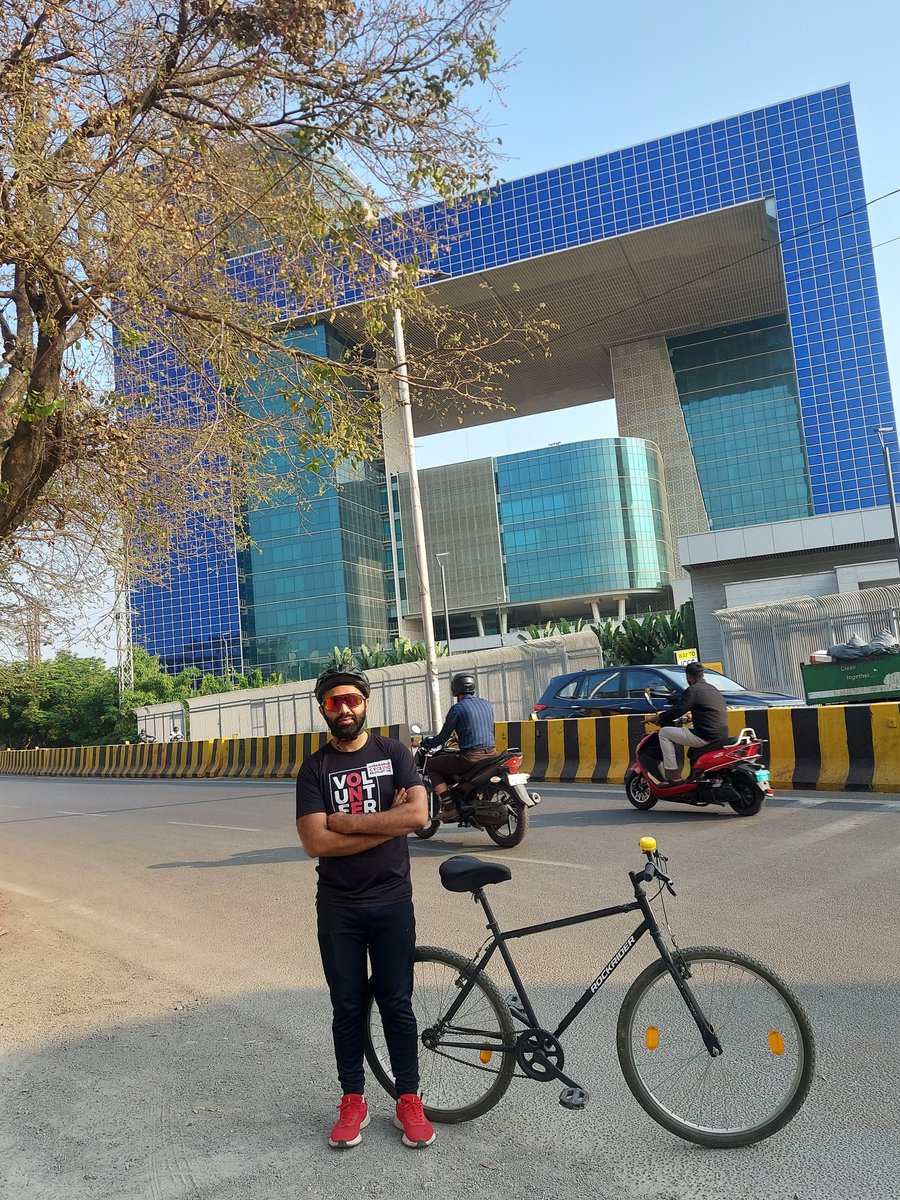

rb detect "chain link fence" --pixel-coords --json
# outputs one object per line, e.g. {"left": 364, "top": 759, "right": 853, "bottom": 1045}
{"left": 714, "top": 585, "right": 900, "bottom": 697}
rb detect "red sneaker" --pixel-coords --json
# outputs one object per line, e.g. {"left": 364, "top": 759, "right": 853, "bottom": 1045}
{"left": 328, "top": 1094, "right": 369, "bottom": 1149}
{"left": 394, "top": 1093, "right": 435, "bottom": 1148}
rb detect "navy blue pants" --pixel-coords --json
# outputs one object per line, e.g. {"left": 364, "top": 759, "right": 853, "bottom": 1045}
{"left": 316, "top": 898, "right": 419, "bottom": 1097}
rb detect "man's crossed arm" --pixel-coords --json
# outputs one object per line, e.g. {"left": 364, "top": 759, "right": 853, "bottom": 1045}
{"left": 296, "top": 786, "right": 429, "bottom": 858}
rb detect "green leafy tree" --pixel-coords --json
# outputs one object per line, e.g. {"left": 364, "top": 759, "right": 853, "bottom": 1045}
{"left": 517, "top": 617, "right": 585, "bottom": 641}
{"left": 0, "top": 0, "right": 549, "bottom": 607}
{"left": 591, "top": 602, "right": 699, "bottom": 667}
{"left": 0, "top": 652, "right": 119, "bottom": 746}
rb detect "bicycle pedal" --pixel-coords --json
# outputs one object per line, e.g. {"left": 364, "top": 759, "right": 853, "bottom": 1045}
{"left": 559, "top": 1086, "right": 589, "bottom": 1110}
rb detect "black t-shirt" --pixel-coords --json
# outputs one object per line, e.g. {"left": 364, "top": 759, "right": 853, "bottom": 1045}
{"left": 295, "top": 732, "right": 422, "bottom": 905}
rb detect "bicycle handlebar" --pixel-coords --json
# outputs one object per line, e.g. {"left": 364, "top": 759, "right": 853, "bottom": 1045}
{"left": 635, "top": 837, "right": 677, "bottom": 895}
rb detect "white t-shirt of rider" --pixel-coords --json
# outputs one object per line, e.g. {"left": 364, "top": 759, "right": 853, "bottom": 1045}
{"left": 295, "top": 732, "right": 422, "bottom": 905}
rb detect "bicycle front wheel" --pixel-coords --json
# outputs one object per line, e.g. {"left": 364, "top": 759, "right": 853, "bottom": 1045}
{"left": 364, "top": 945, "right": 516, "bottom": 1123}
{"left": 617, "top": 946, "right": 814, "bottom": 1148}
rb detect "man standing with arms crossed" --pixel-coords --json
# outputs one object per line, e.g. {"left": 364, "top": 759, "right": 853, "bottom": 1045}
{"left": 295, "top": 665, "right": 435, "bottom": 1150}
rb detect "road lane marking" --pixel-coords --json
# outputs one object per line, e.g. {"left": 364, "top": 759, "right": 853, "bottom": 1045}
{"left": 776, "top": 815, "right": 875, "bottom": 853}
{"left": 167, "top": 820, "right": 261, "bottom": 832}
{"left": 64, "top": 902, "right": 179, "bottom": 947}
{"left": 493, "top": 855, "right": 593, "bottom": 870}
{"left": 56, "top": 810, "right": 104, "bottom": 816}
{"left": 0, "top": 879, "right": 58, "bottom": 903}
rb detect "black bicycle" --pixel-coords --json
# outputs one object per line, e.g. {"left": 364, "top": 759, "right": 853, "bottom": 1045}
{"left": 365, "top": 837, "right": 814, "bottom": 1148}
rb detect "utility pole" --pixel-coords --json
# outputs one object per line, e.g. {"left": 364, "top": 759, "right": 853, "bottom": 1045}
{"left": 114, "top": 585, "right": 134, "bottom": 698}
{"left": 876, "top": 426, "right": 900, "bottom": 576}
{"left": 392, "top": 299, "right": 442, "bottom": 730}
{"left": 436, "top": 552, "right": 452, "bottom": 656}
{"left": 23, "top": 604, "right": 41, "bottom": 666}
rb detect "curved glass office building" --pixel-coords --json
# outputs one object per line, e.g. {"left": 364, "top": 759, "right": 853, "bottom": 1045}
{"left": 396, "top": 438, "right": 674, "bottom": 643}
{"left": 497, "top": 440, "right": 672, "bottom": 602}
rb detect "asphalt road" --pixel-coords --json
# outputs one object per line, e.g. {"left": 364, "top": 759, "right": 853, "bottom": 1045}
{"left": 1, "top": 774, "right": 899, "bottom": 1199}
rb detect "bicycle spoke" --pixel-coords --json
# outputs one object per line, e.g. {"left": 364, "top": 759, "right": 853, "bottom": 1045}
{"left": 367, "top": 949, "right": 515, "bottom": 1121}
{"left": 620, "top": 949, "right": 812, "bottom": 1146}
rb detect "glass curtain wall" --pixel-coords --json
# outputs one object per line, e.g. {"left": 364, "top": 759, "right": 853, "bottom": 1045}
{"left": 238, "top": 324, "right": 388, "bottom": 680}
{"left": 496, "top": 439, "right": 673, "bottom": 603}
{"left": 668, "top": 316, "right": 814, "bottom": 530}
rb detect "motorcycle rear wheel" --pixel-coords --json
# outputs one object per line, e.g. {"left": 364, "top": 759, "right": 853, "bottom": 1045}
{"left": 626, "top": 772, "right": 658, "bottom": 811}
{"left": 728, "top": 772, "right": 765, "bottom": 817}
{"left": 414, "top": 820, "right": 441, "bottom": 839}
{"left": 485, "top": 791, "right": 529, "bottom": 848}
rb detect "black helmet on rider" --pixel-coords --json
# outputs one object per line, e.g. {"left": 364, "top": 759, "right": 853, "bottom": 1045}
{"left": 450, "top": 672, "right": 477, "bottom": 697}
{"left": 314, "top": 665, "right": 371, "bottom": 704}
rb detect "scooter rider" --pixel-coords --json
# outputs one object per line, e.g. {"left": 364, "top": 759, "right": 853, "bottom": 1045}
{"left": 422, "top": 673, "right": 496, "bottom": 817}
{"left": 647, "top": 662, "right": 729, "bottom": 784}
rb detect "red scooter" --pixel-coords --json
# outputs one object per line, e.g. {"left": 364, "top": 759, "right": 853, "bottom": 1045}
{"left": 624, "top": 696, "right": 773, "bottom": 817}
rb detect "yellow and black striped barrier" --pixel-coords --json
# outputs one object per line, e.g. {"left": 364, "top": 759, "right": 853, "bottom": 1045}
{"left": 2, "top": 709, "right": 899, "bottom": 792}
{"left": 0, "top": 727, "right": 403, "bottom": 782}
{"left": 495, "top": 701, "right": 900, "bottom": 792}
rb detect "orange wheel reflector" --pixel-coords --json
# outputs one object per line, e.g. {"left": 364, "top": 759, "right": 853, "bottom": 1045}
{"left": 645, "top": 1026, "right": 660, "bottom": 1051}
{"left": 480, "top": 1049, "right": 493, "bottom": 1064}
{"left": 768, "top": 1031, "right": 785, "bottom": 1056}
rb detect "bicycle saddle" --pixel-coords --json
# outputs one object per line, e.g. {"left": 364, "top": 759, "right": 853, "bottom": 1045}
{"left": 439, "top": 855, "right": 512, "bottom": 893}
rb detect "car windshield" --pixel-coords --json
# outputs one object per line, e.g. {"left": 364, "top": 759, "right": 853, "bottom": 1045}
{"left": 657, "top": 667, "right": 749, "bottom": 695}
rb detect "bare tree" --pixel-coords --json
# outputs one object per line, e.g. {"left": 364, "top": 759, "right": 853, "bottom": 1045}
{"left": 0, "top": 0, "right": 549, "bottom": 590}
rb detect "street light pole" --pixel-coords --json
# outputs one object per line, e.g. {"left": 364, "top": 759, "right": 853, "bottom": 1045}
{"left": 392, "top": 301, "right": 442, "bottom": 730}
{"left": 436, "top": 552, "right": 452, "bottom": 656}
{"left": 876, "top": 425, "right": 900, "bottom": 576}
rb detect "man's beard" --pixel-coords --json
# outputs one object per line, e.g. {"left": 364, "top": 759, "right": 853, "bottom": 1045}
{"left": 324, "top": 709, "right": 367, "bottom": 743}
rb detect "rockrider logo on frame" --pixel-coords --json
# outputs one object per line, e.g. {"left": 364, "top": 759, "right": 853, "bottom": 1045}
{"left": 328, "top": 760, "right": 392, "bottom": 814}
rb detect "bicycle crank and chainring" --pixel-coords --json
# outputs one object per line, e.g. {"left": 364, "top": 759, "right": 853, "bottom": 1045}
{"left": 515, "top": 1029, "right": 565, "bottom": 1080}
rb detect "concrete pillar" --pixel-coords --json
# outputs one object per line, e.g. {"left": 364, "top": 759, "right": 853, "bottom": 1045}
{"left": 379, "top": 379, "right": 417, "bottom": 640}
{"left": 590, "top": 600, "right": 602, "bottom": 623}
{"left": 617, "top": 596, "right": 627, "bottom": 624}
{"left": 611, "top": 336, "right": 708, "bottom": 576}
{"left": 474, "top": 613, "right": 485, "bottom": 637}
{"left": 499, "top": 610, "right": 509, "bottom": 635}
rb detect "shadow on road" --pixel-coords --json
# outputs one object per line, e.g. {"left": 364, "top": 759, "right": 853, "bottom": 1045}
{"left": 149, "top": 847, "right": 307, "bottom": 869}
{"left": 1, "top": 967, "right": 890, "bottom": 1200}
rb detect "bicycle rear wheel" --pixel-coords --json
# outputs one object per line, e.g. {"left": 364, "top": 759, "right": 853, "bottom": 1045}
{"left": 364, "top": 945, "right": 516, "bottom": 1123}
{"left": 617, "top": 946, "right": 814, "bottom": 1147}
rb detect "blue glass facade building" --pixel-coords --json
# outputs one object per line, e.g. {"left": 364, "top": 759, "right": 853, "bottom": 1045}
{"left": 496, "top": 440, "right": 672, "bottom": 603}
{"left": 128, "top": 85, "right": 894, "bottom": 677}
{"left": 668, "top": 315, "right": 814, "bottom": 529}
{"left": 408, "top": 84, "right": 892, "bottom": 514}
{"left": 231, "top": 324, "right": 389, "bottom": 680}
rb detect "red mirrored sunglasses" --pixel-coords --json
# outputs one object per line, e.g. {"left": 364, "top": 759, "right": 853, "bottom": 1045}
{"left": 322, "top": 692, "right": 367, "bottom": 713}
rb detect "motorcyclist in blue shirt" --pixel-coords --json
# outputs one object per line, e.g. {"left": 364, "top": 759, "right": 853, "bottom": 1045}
{"left": 422, "top": 673, "right": 496, "bottom": 818}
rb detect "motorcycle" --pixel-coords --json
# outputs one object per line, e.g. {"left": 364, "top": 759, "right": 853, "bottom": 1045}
{"left": 624, "top": 694, "right": 772, "bottom": 817}
{"left": 409, "top": 724, "right": 541, "bottom": 848}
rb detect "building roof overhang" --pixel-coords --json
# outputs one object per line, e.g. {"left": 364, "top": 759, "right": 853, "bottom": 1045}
{"left": 332, "top": 198, "right": 787, "bottom": 437}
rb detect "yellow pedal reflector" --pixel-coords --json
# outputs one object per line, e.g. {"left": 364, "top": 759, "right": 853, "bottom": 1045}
{"left": 645, "top": 1026, "right": 660, "bottom": 1051}
{"left": 639, "top": 836, "right": 657, "bottom": 854}
{"left": 480, "top": 1048, "right": 494, "bottom": 1064}
{"left": 768, "top": 1031, "right": 785, "bottom": 1056}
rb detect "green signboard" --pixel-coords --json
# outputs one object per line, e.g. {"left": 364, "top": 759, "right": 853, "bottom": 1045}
{"left": 801, "top": 654, "right": 900, "bottom": 706}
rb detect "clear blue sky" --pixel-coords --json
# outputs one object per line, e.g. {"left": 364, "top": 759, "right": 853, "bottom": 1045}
{"left": 417, "top": 0, "right": 900, "bottom": 467}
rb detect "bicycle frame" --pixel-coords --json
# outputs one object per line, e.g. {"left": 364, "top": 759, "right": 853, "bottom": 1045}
{"left": 435, "top": 868, "right": 722, "bottom": 1060}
